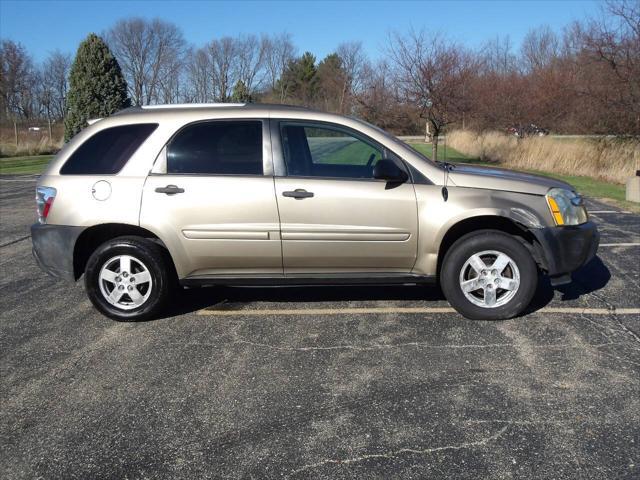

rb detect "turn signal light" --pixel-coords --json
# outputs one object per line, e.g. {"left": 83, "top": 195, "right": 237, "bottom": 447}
{"left": 546, "top": 197, "right": 565, "bottom": 225}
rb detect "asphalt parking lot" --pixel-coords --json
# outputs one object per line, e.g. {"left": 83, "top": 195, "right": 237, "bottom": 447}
{"left": 1, "top": 175, "right": 639, "bottom": 479}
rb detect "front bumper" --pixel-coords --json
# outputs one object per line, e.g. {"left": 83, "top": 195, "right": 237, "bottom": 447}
{"left": 31, "top": 224, "right": 84, "bottom": 282}
{"left": 531, "top": 221, "right": 599, "bottom": 285}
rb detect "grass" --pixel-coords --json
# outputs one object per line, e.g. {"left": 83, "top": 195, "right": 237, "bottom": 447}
{"left": 0, "top": 155, "right": 53, "bottom": 174}
{"left": 446, "top": 130, "right": 638, "bottom": 185}
{"left": 408, "top": 143, "right": 482, "bottom": 164}
{"left": 408, "top": 142, "right": 639, "bottom": 212}
{"left": 522, "top": 170, "right": 639, "bottom": 213}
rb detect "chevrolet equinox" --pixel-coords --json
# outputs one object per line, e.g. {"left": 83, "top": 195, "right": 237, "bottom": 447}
{"left": 31, "top": 104, "right": 599, "bottom": 321}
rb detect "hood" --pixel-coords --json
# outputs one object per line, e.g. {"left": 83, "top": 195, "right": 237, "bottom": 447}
{"left": 447, "top": 164, "right": 572, "bottom": 195}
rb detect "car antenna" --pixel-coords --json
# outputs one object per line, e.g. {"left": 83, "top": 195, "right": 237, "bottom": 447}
{"left": 441, "top": 128, "right": 449, "bottom": 201}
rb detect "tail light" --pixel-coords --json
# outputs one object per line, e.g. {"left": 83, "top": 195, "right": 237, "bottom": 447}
{"left": 36, "top": 186, "right": 56, "bottom": 224}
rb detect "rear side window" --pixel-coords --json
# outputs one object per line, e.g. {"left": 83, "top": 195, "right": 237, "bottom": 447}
{"left": 167, "top": 121, "right": 262, "bottom": 175}
{"left": 60, "top": 124, "right": 158, "bottom": 175}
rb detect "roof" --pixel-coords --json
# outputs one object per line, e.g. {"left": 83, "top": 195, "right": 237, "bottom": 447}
{"left": 112, "top": 102, "right": 318, "bottom": 117}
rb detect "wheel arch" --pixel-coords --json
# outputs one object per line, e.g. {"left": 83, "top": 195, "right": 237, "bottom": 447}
{"left": 73, "top": 223, "right": 173, "bottom": 280}
{"left": 436, "top": 215, "right": 545, "bottom": 276}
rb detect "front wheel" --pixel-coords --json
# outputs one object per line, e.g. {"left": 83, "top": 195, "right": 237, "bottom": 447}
{"left": 84, "top": 236, "right": 172, "bottom": 321}
{"left": 440, "top": 231, "right": 537, "bottom": 320}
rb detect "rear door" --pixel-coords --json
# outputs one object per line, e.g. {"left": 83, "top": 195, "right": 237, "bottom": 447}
{"left": 140, "top": 119, "right": 282, "bottom": 279}
{"left": 273, "top": 120, "right": 418, "bottom": 274}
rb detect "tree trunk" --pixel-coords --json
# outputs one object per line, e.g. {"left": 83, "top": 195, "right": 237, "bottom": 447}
{"left": 432, "top": 134, "right": 438, "bottom": 162}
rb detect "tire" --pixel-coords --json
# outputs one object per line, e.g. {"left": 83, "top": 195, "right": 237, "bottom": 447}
{"left": 440, "top": 230, "right": 537, "bottom": 320}
{"left": 84, "top": 236, "right": 173, "bottom": 321}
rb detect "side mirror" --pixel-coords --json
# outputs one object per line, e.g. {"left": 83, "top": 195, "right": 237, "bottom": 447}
{"left": 373, "top": 158, "right": 409, "bottom": 183}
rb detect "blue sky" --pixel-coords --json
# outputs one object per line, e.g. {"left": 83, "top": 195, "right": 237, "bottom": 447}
{"left": 1, "top": 0, "right": 602, "bottom": 62}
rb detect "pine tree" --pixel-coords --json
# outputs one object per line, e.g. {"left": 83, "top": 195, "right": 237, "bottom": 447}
{"left": 231, "top": 80, "right": 253, "bottom": 103}
{"left": 64, "top": 33, "right": 130, "bottom": 141}
{"left": 279, "top": 52, "right": 318, "bottom": 106}
{"left": 317, "top": 53, "right": 347, "bottom": 112}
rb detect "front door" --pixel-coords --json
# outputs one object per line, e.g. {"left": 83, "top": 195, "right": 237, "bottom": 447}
{"left": 273, "top": 121, "right": 418, "bottom": 274}
{"left": 140, "top": 120, "right": 282, "bottom": 279}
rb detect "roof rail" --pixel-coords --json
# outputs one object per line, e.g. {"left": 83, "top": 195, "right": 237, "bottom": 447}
{"left": 140, "top": 103, "right": 245, "bottom": 109}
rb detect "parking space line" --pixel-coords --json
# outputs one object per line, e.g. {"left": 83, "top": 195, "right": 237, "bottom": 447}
{"left": 197, "top": 306, "right": 640, "bottom": 316}
{"left": 599, "top": 242, "right": 640, "bottom": 247}
{"left": 589, "top": 210, "right": 632, "bottom": 214}
{"left": 0, "top": 177, "right": 38, "bottom": 182}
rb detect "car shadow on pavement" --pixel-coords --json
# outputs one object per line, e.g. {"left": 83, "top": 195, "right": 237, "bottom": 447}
{"left": 157, "top": 256, "right": 611, "bottom": 321}
{"left": 159, "top": 283, "right": 447, "bottom": 320}
{"left": 555, "top": 255, "right": 611, "bottom": 301}
{"left": 525, "top": 255, "right": 611, "bottom": 314}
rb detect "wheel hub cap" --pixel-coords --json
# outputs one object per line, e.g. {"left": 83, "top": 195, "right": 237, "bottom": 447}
{"left": 458, "top": 250, "right": 520, "bottom": 308}
{"left": 98, "top": 255, "right": 152, "bottom": 310}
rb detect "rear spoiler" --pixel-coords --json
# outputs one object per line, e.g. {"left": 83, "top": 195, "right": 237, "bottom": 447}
{"left": 87, "top": 118, "right": 103, "bottom": 126}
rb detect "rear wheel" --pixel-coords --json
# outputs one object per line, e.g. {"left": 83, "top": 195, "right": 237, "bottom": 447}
{"left": 440, "top": 230, "right": 537, "bottom": 320}
{"left": 84, "top": 236, "right": 172, "bottom": 321}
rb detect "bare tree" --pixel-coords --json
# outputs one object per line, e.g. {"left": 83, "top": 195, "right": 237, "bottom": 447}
{"left": 106, "top": 18, "right": 185, "bottom": 105}
{"left": 261, "top": 33, "right": 296, "bottom": 100}
{"left": 356, "top": 59, "right": 414, "bottom": 133}
{"left": 521, "top": 26, "right": 561, "bottom": 72}
{"left": 235, "top": 34, "right": 265, "bottom": 94}
{"left": 0, "top": 40, "right": 38, "bottom": 120}
{"left": 578, "top": 0, "right": 640, "bottom": 132}
{"left": 480, "top": 35, "right": 517, "bottom": 74}
{"left": 388, "top": 30, "right": 477, "bottom": 160}
{"left": 184, "top": 46, "right": 213, "bottom": 103}
{"left": 335, "top": 41, "right": 367, "bottom": 113}
{"left": 185, "top": 33, "right": 278, "bottom": 103}
{"left": 208, "top": 37, "right": 237, "bottom": 102}
{"left": 40, "top": 51, "right": 71, "bottom": 120}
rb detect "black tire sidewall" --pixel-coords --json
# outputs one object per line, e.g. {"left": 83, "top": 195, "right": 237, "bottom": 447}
{"left": 441, "top": 231, "right": 537, "bottom": 320}
{"left": 84, "top": 237, "right": 169, "bottom": 321}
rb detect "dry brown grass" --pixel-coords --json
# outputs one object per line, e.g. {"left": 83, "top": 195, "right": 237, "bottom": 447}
{"left": 448, "top": 130, "right": 639, "bottom": 184}
{"left": 0, "top": 124, "right": 64, "bottom": 157}
{"left": 0, "top": 137, "right": 63, "bottom": 157}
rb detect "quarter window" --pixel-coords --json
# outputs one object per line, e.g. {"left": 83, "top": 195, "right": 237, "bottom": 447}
{"left": 167, "top": 121, "right": 262, "bottom": 175}
{"left": 280, "top": 123, "right": 383, "bottom": 179}
{"left": 60, "top": 123, "right": 158, "bottom": 175}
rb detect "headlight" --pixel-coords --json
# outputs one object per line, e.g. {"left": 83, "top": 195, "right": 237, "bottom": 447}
{"left": 545, "top": 188, "right": 588, "bottom": 226}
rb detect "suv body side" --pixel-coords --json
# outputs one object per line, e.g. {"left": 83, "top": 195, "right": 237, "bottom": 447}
{"left": 34, "top": 104, "right": 592, "bottom": 286}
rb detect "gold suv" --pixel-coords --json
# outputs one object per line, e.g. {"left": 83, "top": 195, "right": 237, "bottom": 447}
{"left": 31, "top": 104, "right": 599, "bottom": 321}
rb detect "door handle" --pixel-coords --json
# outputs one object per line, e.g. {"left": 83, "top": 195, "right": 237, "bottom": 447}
{"left": 155, "top": 185, "right": 185, "bottom": 195}
{"left": 283, "top": 189, "right": 314, "bottom": 199}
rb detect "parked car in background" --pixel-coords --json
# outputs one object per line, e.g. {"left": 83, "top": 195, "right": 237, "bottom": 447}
{"left": 507, "top": 124, "right": 550, "bottom": 137}
{"left": 32, "top": 104, "right": 598, "bottom": 321}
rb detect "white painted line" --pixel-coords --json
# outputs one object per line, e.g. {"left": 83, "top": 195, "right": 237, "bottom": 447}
{"left": 197, "top": 306, "right": 640, "bottom": 316}
{"left": 599, "top": 243, "right": 640, "bottom": 247}
{"left": 540, "top": 307, "right": 640, "bottom": 315}
{"left": 199, "top": 307, "right": 456, "bottom": 316}
{"left": 589, "top": 210, "right": 632, "bottom": 214}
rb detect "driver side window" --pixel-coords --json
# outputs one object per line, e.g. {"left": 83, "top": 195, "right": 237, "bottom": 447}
{"left": 280, "top": 122, "right": 383, "bottom": 179}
